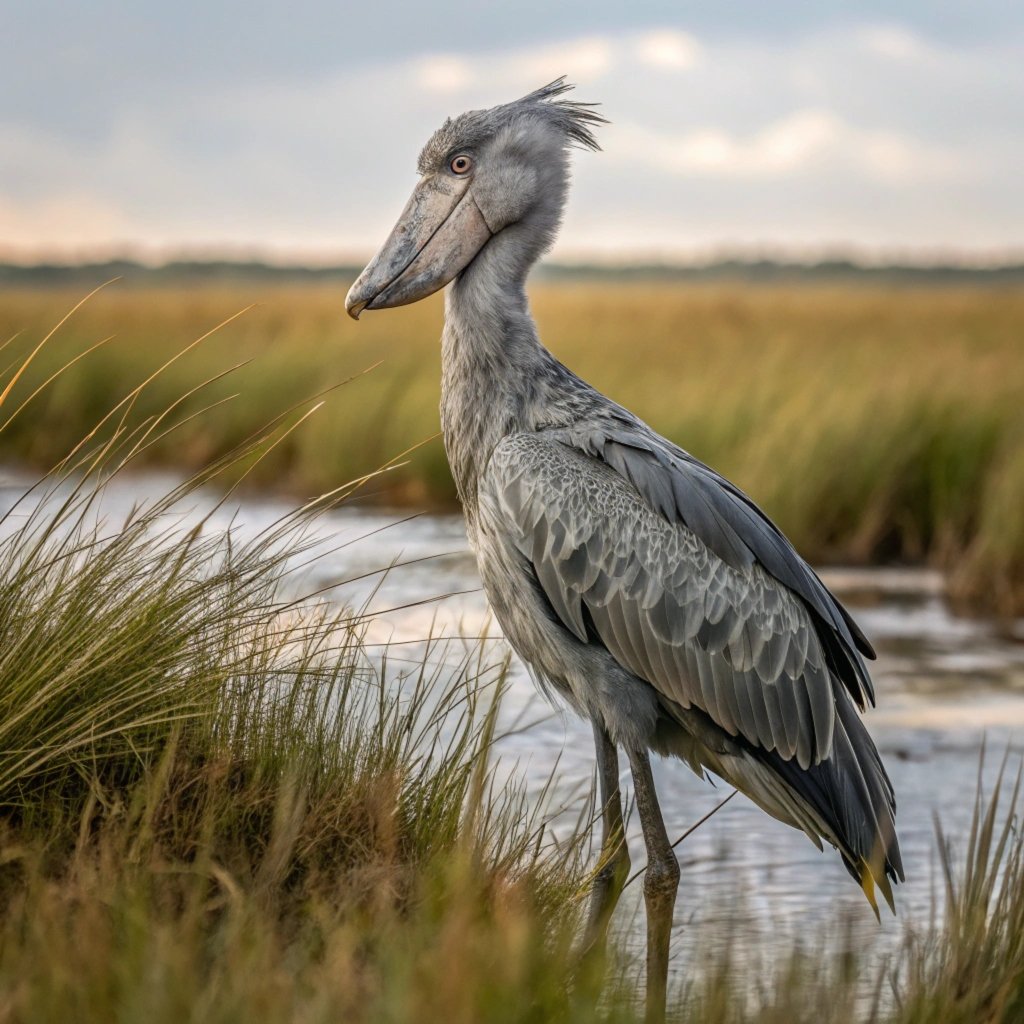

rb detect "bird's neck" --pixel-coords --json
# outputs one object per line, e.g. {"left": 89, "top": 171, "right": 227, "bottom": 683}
{"left": 440, "top": 232, "right": 555, "bottom": 516}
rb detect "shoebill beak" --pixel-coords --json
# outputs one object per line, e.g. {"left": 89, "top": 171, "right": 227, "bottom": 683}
{"left": 345, "top": 174, "right": 492, "bottom": 319}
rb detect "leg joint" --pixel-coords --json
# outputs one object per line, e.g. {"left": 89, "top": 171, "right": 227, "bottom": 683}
{"left": 643, "top": 851, "right": 680, "bottom": 900}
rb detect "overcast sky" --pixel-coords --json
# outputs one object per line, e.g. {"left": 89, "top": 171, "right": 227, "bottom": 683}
{"left": 3, "top": 1, "right": 1022, "bottom": 262}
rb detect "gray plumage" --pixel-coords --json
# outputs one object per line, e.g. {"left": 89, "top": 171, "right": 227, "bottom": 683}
{"left": 346, "top": 81, "right": 903, "bottom": 1010}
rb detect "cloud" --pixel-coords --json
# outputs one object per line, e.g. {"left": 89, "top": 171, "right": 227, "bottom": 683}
{"left": 633, "top": 30, "right": 701, "bottom": 71}
{"left": 606, "top": 109, "right": 971, "bottom": 183}
{"left": 858, "top": 24, "right": 932, "bottom": 61}
{"left": 0, "top": 194, "right": 136, "bottom": 254}
{"left": 415, "top": 36, "right": 616, "bottom": 98}
{"left": 1, "top": 20, "right": 1021, "bottom": 259}
{"left": 416, "top": 56, "right": 474, "bottom": 95}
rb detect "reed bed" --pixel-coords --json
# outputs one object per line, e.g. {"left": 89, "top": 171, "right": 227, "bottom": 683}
{"left": 0, "top": 280, "right": 1020, "bottom": 615}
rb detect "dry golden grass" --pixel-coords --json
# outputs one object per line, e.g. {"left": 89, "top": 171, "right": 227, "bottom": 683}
{"left": 0, "top": 280, "right": 1021, "bottom": 613}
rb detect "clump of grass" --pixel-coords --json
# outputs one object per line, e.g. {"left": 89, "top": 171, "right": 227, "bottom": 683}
{"left": 0, "top": 312, "right": 627, "bottom": 1022}
{"left": 893, "top": 760, "right": 1024, "bottom": 1024}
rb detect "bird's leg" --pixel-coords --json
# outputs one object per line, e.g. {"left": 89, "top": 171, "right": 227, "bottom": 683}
{"left": 582, "top": 721, "right": 630, "bottom": 952}
{"left": 627, "top": 747, "right": 679, "bottom": 1024}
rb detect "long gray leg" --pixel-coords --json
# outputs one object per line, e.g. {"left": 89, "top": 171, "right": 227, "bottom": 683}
{"left": 626, "top": 746, "right": 679, "bottom": 1024}
{"left": 582, "top": 721, "right": 630, "bottom": 951}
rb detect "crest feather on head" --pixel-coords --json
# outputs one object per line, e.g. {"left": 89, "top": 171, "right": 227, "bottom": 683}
{"left": 514, "top": 77, "right": 608, "bottom": 152}
{"left": 417, "top": 77, "right": 607, "bottom": 173}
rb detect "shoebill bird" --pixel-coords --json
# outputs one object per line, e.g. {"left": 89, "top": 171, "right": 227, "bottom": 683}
{"left": 345, "top": 79, "right": 903, "bottom": 1021}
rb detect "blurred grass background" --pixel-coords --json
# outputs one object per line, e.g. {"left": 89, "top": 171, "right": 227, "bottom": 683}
{"left": 0, "top": 280, "right": 1021, "bottom": 614}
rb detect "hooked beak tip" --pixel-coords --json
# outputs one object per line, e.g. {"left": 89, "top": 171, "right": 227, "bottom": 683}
{"left": 345, "top": 282, "right": 370, "bottom": 320}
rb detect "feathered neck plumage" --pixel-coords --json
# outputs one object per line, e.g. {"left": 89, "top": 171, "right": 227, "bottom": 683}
{"left": 441, "top": 231, "right": 542, "bottom": 515}
{"left": 441, "top": 217, "right": 574, "bottom": 520}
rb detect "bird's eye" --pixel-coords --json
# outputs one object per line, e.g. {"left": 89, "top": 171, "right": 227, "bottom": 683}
{"left": 450, "top": 154, "right": 473, "bottom": 175}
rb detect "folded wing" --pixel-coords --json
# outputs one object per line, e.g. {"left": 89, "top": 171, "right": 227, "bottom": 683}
{"left": 484, "top": 430, "right": 842, "bottom": 768}
{"left": 479, "top": 428, "right": 902, "bottom": 900}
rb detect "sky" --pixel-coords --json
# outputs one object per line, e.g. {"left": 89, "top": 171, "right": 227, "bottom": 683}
{"left": 3, "top": 1, "right": 1023, "bottom": 263}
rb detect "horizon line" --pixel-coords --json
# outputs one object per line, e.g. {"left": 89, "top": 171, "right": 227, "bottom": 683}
{"left": 3, "top": 249, "right": 1024, "bottom": 274}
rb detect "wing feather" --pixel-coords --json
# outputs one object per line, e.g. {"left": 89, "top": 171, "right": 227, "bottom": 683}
{"left": 484, "top": 433, "right": 839, "bottom": 769}
{"left": 559, "top": 422, "right": 876, "bottom": 709}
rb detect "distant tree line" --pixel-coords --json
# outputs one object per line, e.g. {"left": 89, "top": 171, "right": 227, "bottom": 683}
{"left": 3, "top": 257, "right": 1024, "bottom": 288}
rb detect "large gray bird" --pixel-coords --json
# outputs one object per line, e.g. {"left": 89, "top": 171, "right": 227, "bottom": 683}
{"left": 345, "top": 80, "right": 902, "bottom": 1021}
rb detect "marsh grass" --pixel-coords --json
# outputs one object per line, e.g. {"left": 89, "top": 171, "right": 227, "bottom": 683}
{"left": 2, "top": 296, "right": 1024, "bottom": 1022}
{"left": 0, "top": 280, "right": 1020, "bottom": 614}
{"left": 0, "top": 317, "right": 631, "bottom": 1021}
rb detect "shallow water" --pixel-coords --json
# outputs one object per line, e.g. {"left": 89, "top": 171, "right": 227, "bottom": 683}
{"left": 279, "top": 500, "right": 1024, "bottom": 970}
{"left": 5, "top": 468, "right": 1024, "bottom": 973}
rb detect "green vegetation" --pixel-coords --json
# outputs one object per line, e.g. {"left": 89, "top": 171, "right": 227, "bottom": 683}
{"left": 1, "top": 330, "right": 1024, "bottom": 1022}
{"left": 1, "top": 280, "right": 1021, "bottom": 614}
{"left": 0, "top": 366, "right": 615, "bottom": 1022}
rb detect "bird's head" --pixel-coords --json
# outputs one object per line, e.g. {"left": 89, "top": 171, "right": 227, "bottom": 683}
{"left": 345, "top": 78, "right": 605, "bottom": 319}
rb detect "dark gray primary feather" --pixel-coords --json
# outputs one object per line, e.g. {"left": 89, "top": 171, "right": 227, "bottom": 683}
{"left": 760, "top": 689, "right": 902, "bottom": 888}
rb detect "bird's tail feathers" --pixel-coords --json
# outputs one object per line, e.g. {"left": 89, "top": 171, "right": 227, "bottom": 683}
{"left": 762, "top": 690, "right": 904, "bottom": 909}
{"left": 664, "top": 687, "right": 903, "bottom": 910}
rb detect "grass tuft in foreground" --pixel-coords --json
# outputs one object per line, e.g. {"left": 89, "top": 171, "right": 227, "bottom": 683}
{"left": 0, "top": 323, "right": 623, "bottom": 1022}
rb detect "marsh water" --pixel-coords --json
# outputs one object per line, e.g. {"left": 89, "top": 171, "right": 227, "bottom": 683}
{"left": 276, "top": 497, "right": 1024, "bottom": 974}
{"left": 5, "top": 469, "right": 1024, "bottom": 976}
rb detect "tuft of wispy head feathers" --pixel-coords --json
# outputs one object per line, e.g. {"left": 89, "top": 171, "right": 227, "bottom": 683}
{"left": 514, "top": 77, "right": 608, "bottom": 152}
{"left": 417, "top": 77, "right": 607, "bottom": 173}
